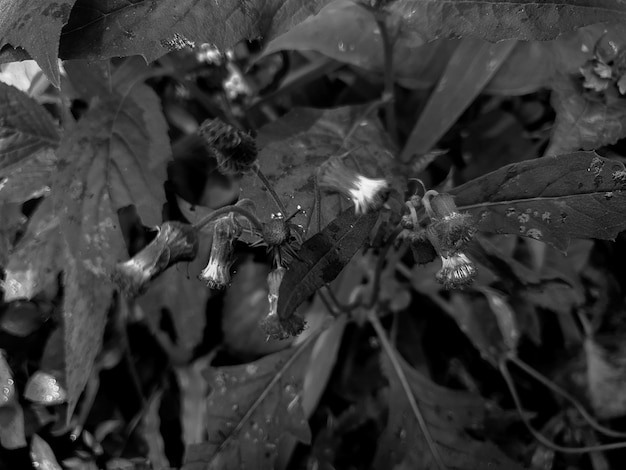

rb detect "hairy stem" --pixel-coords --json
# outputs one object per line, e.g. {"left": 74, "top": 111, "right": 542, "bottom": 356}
{"left": 254, "top": 164, "right": 288, "bottom": 216}
{"left": 193, "top": 204, "right": 263, "bottom": 233}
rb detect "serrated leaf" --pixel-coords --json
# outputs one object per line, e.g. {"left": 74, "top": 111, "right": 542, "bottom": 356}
{"left": 59, "top": 0, "right": 332, "bottom": 62}
{"left": 182, "top": 339, "right": 316, "bottom": 470}
{"left": 451, "top": 152, "right": 626, "bottom": 251}
{"left": 0, "top": 1, "right": 76, "bottom": 86}
{"left": 52, "top": 85, "right": 169, "bottom": 416}
{"left": 0, "top": 82, "right": 58, "bottom": 175}
{"left": 278, "top": 208, "right": 378, "bottom": 320}
{"left": 374, "top": 349, "right": 523, "bottom": 470}
{"left": 241, "top": 106, "right": 397, "bottom": 236}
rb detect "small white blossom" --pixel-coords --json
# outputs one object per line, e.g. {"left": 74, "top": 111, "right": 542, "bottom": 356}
{"left": 435, "top": 252, "right": 476, "bottom": 290}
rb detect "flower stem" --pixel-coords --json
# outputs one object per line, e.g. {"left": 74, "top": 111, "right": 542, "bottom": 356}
{"left": 192, "top": 205, "right": 263, "bottom": 233}
{"left": 254, "top": 163, "right": 288, "bottom": 216}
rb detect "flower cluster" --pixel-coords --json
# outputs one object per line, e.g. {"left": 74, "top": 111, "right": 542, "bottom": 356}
{"left": 318, "top": 156, "right": 388, "bottom": 215}
{"left": 198, "top": 118, "right": 258, "bottom": 174}
{"left": 113, "top": 222, "right": 198, "bottom": 297}
{"left": 580, "top": 35, "right": 626, "bottom": 96}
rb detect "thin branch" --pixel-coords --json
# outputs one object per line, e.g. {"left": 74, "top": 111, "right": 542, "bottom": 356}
{"left": 500, "top": 359, "right": 626, "bottom": 454}
{"left": 368, "top": 309, "right": 446, "bottom": 470}
{"left": 365, "top": 226, "right": 403, "bottom": 308}
{"left": 192, "top": 204, "right": 263, "bottom": 233}
{"left": 254, "top": 163, "right": 288, "bottom": 216}
{"left": 506, "top": 355, "right": 626, "bottom": 439}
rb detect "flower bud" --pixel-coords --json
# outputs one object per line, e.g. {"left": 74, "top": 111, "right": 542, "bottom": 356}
{"left": 318, "top": 157, "right": 388, "bottom": 215}
{"left": 199, "top": 217, "right": 241, "bottom": 289}
{"left": 435, "top": 253, "right": 477, "bottom": 290}
{"left": 113, "top": 222, "right": 198, "bottom": 297}
{"left": 259, "top": 267, "right": 306, "bottom": 340}
{"left": 198, "top": 118, "right": 257, "bottom": 174}
{"left": 424, "top": 192, "right": 476, "bottom": 257}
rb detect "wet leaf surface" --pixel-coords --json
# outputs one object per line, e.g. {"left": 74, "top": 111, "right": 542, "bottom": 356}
{"left": 452, "top": 152, "right": 626, "bottom": 251}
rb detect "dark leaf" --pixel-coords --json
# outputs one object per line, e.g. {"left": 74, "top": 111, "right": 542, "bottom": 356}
{"left": 240, "top": 106, "right": 397, "bottom": 236}
{"left": 0, "top": 2, "right": 76, "bottom": 86}
{"left": 278, "top": 208, "right": 378, "bottom": 320}
{"left": 59, "top": 0, "right": 331, "bottom": 61}
{"left": 451, "top": 152, "right": 626, "bottom": 251}
{"left": 51, "top": 84, "right": 169, "bottom": 416}
{"left": 182, "top": 339, "right": 315, "bottom": 470}
{"left": 374, "top": 348, "right": 523, "bottom": 469}
{"left": 401, "top": 38, "right": 516, "bottom": 159}
{"left": 0, "top": 82, "right": 58, "bottom": 177}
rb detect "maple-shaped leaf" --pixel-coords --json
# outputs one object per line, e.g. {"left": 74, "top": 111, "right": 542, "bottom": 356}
{"left": 451, "top": 152, "right": 626, "bottom": 251}
{"left": 0, "top": 82, "right": 59, "bottom": 202}
{"left": 58, "top": 0, "right": 332, "bottom": 62}
{"left": 374, "top": 349, "right": 523, "bottom": 470}
{"left": 239, "top": 106, "right": 398, "bottom": 236}
{"left": 0, "top": 1, "right": 76, "bottom": 86}
{"left": 183, "top": 339, "right": 316, "bottom": 470}
{"left": 49, "top": 84, "right": 169, "bottom": 416}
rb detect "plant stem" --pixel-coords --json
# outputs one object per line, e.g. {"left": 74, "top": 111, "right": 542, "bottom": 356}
{"left": 365, "top": 226, "right": 403, "bottom": 308}
{"left": 375, "top": 13, "right": 398, "bottom": 146}
{"left": 500, "top": 359, "right": 626, "bottom": 453}
{"left": 254, "top": 163, "right": 288, "bottom": 216}
{"left": 192, "top": 204, "right": 263, "bottom": 233}
{"left": 368, "top": 309, "right": 446, "bottom": 470}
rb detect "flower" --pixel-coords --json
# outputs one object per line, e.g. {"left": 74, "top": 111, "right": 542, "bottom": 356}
{"left": 318, "top": 157, "right": 388, "bottom": 215}
{"left": 259, "top": 267, "right": 306, "bottom": 340}
{"left": 435, "top": 252, "right": 477, "bottom": 290}
{"left": 198, "top": 118, "right": 257, "bottom": 174}
{"left": 424, "top": 192, "right": 476, "bottom": 257}
{"left": 113, "top": 222, "right": 199, "bottom": 298}
{"left": 260, "top": 216, "right": 303, "bottom": 267}
{"left": 199, "top": 217, "right": 241, "bottom": 289}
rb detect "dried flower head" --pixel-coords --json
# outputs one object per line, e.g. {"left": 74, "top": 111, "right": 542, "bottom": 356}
{"left": 198, "top": 118, "right": 257, "bottom": 174}
{"left": 424, "top": 192, "right": 476, "bottom": 257}
{"left": 199, "top": 217, "right": 241, "bottom": 289}
{"left": 256, "top": 213, "right": 303, "bottom": 267}
{"left": 259, "top": 267, "right": 306, "bottom": 340}
{"left": 113, "top": 222, "right": 198, "bottom": 298}
{"left": 318, "top": 157, "right": 388, "bottom": 215}
{"left": 436, "top": 252, "right": 477, "bottom": 290}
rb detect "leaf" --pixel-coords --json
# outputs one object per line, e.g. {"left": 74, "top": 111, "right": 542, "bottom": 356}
{"left": 182, "top": 338, "right": 316, "bottom": 470}
{"left": 400, "top": 38, "right": 516, "bottom": 159}
{"left": 59, "top": 0, "right": 332, "bottom": 62}
{"left": 51, "top": 84, "right": 169, "bottom": 416}
{"left": 278, "top": 208, "right": 378, "bottom": 320}
{"left": 0, "top": 82, "right": 59, "bottom": 173}
{"left": 451, "top": 152, "right": 626, "bottom": 251}
{"left": 0, "top": 1, "right": 76, "bottom": 86}
{"left": 240, "top": 106, "right": 397, "bottom": 235}
{"left": 547, "top": 74, "right": 626, "bottom": 155}
{"left": 585, "top": 336, "right": 626, "bottom": 419}
{"left": 0, "top": 351, "right": 15, "bottom": 406}
{"left": 0, "top": 201, "right": 26, "bottom": 265}
{"left": 30, "top": 434, "right": 62, "bottom": 470}
{"left": 0, "top": 402, "right": 26, "bottom": 449}
{"left": 3, "top": 198, "right": 62, "bottom": 302}
{"left": 24, "top": 371, "right": 67, "bottom": 406}
{"left": 387, "top": 0, "right": 626, "bottom": 43}
{"left": 374, "top": 348, "right": 523, "bottom": 470}
{"left": 0, "top": 149, "right": 57, "bottom": 203}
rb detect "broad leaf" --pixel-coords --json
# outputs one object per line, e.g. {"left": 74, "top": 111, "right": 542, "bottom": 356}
{"left": 0, "top": 82, "right": 58, "bottom": 173}
{"left": 585, "top": 337, "right": 626, "bottom": 419}
{"left": 3, "top": 199, "right": 62, "bottom": 301}
{"left": 59, "top": 0, "right": 332, "bottom": 62}
{"left": 451, "top": 152, "right": 626, "bottom": 251}
{"left": 0, "top": 1, "right": 76, "bottom": 86}
{"left": 240, "top": 106, "right": 398, "bottom": 235}
{"left": 278, "top": 208, "right": 378, "bottom": 320}
{"left": 51, "top": 85, "right": 169, "bottom": 416}
{"left": 182, "top": 339, "right": 315, "bottom": 470}
{"left": 374, "top": 349, "right": 523, "bottom": 469}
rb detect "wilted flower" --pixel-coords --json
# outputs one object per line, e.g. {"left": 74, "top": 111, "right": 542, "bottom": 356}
{"left": 318, "top": 157, "right": 388, "bottom": 215}
{"left": 198, "top": 118, "right": 257, "bottom": 174}
{"left": 259, "top": 216, "right": 303, "bottom": 267}
{"left": 259, "top": 267, "right": 306, "bottom": 340}
{"left": 424, "top": 192, "right": 476, "bottom": 257}
{"left": 113, "top": 222, "right": 198, "bottom": 297}
{"left": 199, "top": 217, "right": 241, "bottom": 289}
{"left": 435, "top": 252, "right": 477, "bottom": 290}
